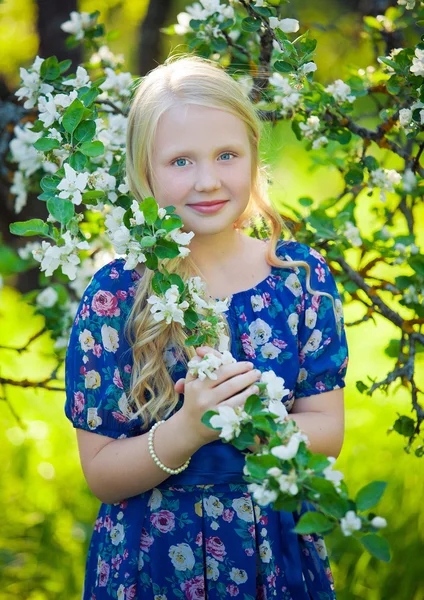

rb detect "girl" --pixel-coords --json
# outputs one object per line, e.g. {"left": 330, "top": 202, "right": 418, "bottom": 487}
{"left": 65, "top": 54, "right": 348, "bottom": 600}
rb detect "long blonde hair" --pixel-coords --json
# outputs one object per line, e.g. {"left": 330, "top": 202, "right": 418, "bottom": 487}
{"left": 124, "top": 53, "right": 337, "bottom": 426}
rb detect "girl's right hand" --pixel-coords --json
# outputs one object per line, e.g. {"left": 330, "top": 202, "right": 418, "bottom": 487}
{"left": 177, "top": 347, "right": 262, "bottom": 447}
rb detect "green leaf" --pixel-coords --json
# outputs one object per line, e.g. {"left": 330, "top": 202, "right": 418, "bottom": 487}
{"left": 80, "top": 141, "right": 104, "bottom": 157}
{"left": 140, "top": 196, "right": 158, "bottom": 226}
{"left": 185, "top": 333, "right": 206, "bottom": 347}
{"left": 139, "top": 235, "right": 157, "bottom": 247}
{"left": 62, "top": 99, "right": 85, "bottom": 134}
{"left": 244, "top": 394, "right": 263, "bottom": 416}
{"left": 184, "top": 308, "right": 199, "bottom": 330}
{"left": 47, "top": 197, "right": 75, "bottom": 225}
{"left": 10, "top": 219, "right": 49, "bottom": 237}
{"left": 274, "top": 60, "right": 294, "bottom": 73}
{"left": 307, "top": 454, "right": 331, "bottom": 472}
{"left": 298, "top": 196, "right": 314, "bottom": 207}
{"left": 409, "top": 255, "right": 424, "bottom": 277}
{"left": 245, "top": 453, "right": 279, "bottom": 479}
{"left": 360, "top": 534, "right": 391, "bottom": 562}
{"left": 241, "top": 17, "right": 261, "bottom": 32}
{"left": 155, "top": 239, "right": 180, "bottom": 259}
{"left": 364, "top": 156, "right": 379, "bottom": 171}
{"left": 58, "top": 59, "right": 72, "bottom": 74}
{"left": 40, "top": 56, "right": 60, "bottom": 81}
{"left": 79, "top": 86, "right": 101, "bottom": 107}
{"left": 201, "top": 409, "right": 219, "bottom": 429}
{"left": 356, "top": 380, "right": 369, "bottom": 394}
{"left": 356, "top": 481, "right": 387, "bottom": 512}
{"left": 161, "top": 215, "right": 183, "bottom": 232}
{"left": 345, "top": 168, "right": 364, "bottom": 186}
{"left": 168, "top": 273, "right": 185, "bottom": 294}
{"left": 74, "top": 120, "right": 97, "bottom": 143}
{"left": 40, "top": 175, "right": 60, "bottom": 192}
{"left": 68, "top": 151, "right": 88, "bottom": 171}
{"left": 392, "top": 415, "right": 415, "bottom": 437}
{"left": 151, "top": 272, "right": 170, "bottom": 295}
{"left": 251, "top": 5, "right": 272, "bottom": 17}
{"left": 34, "top": 137, "right": 60, "bottom": 151}
{"left": 292, "top": 511, "right": 334, "bottom": 535}
{"left": 211, "top": 37, "right": 227, "bottom": 52}
{"left": 145, "top": 252, "right": 158, "bottom": 271}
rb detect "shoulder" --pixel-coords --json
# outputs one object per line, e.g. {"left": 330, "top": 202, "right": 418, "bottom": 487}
{"left": 84, "top": 257, "right": 141, "bottom": 297}
{"left": 275, "top": 239, "right": 327, "bottom": 266}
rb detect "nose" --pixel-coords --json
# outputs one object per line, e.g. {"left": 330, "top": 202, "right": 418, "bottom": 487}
{"left": 194, "top": 163, "right": 221, "bottom": 192}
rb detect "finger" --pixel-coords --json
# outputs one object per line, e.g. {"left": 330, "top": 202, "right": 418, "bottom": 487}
{"left": 196, "top": 346, "right": 223, "bottom": 359}
{"left": 210, "top": 361, "right": 257, "bottom": 387}
{"left": 214, "top": 369, "right": 262, "bottom": 402}
{"left": 220, "top": 383, "right": 260, "bottom": 409}
{"left": 174, "top": 378, "right": 186, "bottom": 394}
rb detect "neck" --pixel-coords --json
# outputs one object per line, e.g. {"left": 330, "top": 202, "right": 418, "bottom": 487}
{"left": 188, "top": 227, "right": 244, "bottom": 274}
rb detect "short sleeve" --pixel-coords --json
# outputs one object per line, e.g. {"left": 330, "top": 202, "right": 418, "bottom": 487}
{"left": 64, "top": 260, "right": 144, "bottom": 439}
{"left": 282, "top": 243, "right": 349, "bottom": 399}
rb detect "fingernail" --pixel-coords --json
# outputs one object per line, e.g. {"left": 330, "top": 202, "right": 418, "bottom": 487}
{"left": 249, "top": 385, "right": 259, "bottom": 394}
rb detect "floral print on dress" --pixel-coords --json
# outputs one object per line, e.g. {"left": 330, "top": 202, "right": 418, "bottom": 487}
{"left": 65, "top": 239, "right": 348, "bottom": 599}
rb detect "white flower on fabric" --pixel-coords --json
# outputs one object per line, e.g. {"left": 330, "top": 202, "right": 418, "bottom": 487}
{"left": 271, "top": 431, "right": 309, "bottom": 460}
{"left": 63, "top": 66, "right": 91, "bottom": 88}
{"left": 334, "top": 299, "right": 344, "bottom": 323}
{"left": 343, "top": 221, "right": 362, "bottom": 247}
{"left": 305, "top": 307, "right": 318, "bottom": 329}
{"left": 323, "top": 457, "right": 344, "bottom": 493}
{"left": 410, "top": 47, "right": 424, "bottom": 77}
{"left": 87, "top": 406, "right": 102, "bottom": 429}
{"left": 369, "top": 168, "right": 401, "bottom": 202}
{"left": 230, "top": 568, "right": 248, "bottom": 584}
{"left": 169, "top": 543, "right": 195, "bottom": 571}
{"left": 399, "top": 108, "right": 412, "bottom": 128}
{"left": 79, "top": 328, "right": 95, "bottom": 352}
{"left": 259, "top": 539, "right": 272, "bottom": 563}
{"left": 169, "top": 228, "right": 195, "bottom": 246}
{"left": 260, "top": 342, "right": 281, "bottom": 359}
{"left": 341, "top": 510, "right": 362, "bottom": 536}
{"left": 261, "top": 371, "right": 290, "bottom": 403}
{"left": 312, "top": 136, "right": 329, "bottom": 150}
{"left": 299, "top": 115, "right": 320, "bottom": 139}
{"left": 297, "top": 368, "right": 308, "bottom": 383}
{"left": 36, "top": 286, "right": 59, "bottom": 308}
{"left": 303, "top": 329, "right": 323, "bottom": 353}
{"left": 314, "top": 537, "right": 328, "bottom": 560}
{"left": 100, "top": 68, "right": 132, "bottom": 98}
{"left": 11, "top": 170, "right": 28, "bottom": 214}
{"left": 9, "top": 123, "right": 43, "bottom": 177}
{"left": 118, "top": 392, "right": 138, "bottom": 421}
{"left": 110, "top": 522, "right": 125, "bottom": 546}
{"left": 147, "top": 285, "right": 189, "bottom": 326}
{"left": 251, "top": 294, "right": 264, "bottom": 312}
{"left": 209, "top": 405, "right": 248, "bottom": 441}
{"left": 15, "top": 56, "right": 54, "bottom": 109}
{"left": 204, "top": 496, "right": 224, "bottom": 518}
{"left": 232, "top": 497, "right": 254, "bottom": 522}
{"left": 288, "top": 312, "right": 299, "bottom": 336}
{"left": 285, "top": 273, "right": 303, "bottom": 297}
{"left": 148, "top": 488, "right": 163, "bottom": 510}
{"left": 248, "top": 483, "right": 278, "bottom": 506}
{"left": 371, "top": 516, "right": 387, "bottom": 529}
{"left": 101, "top": 324, "right": 120, "bottom": 353}
{"left": 61, "top": 11, "right": 97, "bottom": 40}
{"left": 206, "top": 556, "right": 220, "bottom": 581}
{"left": 325, "top": 79, "right": 356, "bottom": 104}
{"left": 269, "top": 17, "right": 300, "bottom": 33}
{"left": 266, "top": 400, "right": 289, "bottom": 423}
{"left": 57, "top": 163, "right": 89, "bottom": 206}
{"left": 248, "top": 318, "right": 272, "bottom": 348}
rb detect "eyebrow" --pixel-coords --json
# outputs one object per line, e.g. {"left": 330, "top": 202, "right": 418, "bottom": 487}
{"left": 163, "top": 144, "right": 244, "bottom": 159}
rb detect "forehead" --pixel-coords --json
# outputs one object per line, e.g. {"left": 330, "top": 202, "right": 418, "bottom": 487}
{"left": 153, "top": 104, "right": 249, "bottom": 156}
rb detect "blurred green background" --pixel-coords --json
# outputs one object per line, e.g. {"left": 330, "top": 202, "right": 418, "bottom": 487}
{"left": 1, "top": 0, "right": 424, "bottom": 598}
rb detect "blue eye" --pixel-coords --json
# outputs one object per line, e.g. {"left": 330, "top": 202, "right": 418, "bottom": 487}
{"left": 171, "top": 152, "right": 236, "bottom": 167}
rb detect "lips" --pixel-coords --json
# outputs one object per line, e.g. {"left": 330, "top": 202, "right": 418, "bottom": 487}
{"left": 188, "top": 200, "right": 229, "bottom": 214}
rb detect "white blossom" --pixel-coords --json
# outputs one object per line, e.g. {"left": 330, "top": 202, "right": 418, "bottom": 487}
{"left": 369, "top": 168, "right": 401, "bottom": 202}
{"left": 299, "top": 62, "right": 317, "bottom": 75}
{"left": 325, "top": 79, "right": 356, "bottom": 104}
{"left": 100, "top": 68, "right": 132, "bottom": 98}
{"left": 323, "top": 456, "right": 344, "bottom": 493}
{"left": 11, "top": 170, "right": 28, "bottom": 214}
{"left": 88, "top": 169, "right": 117, "bottom": 203}
{"left": 97, "top": 114, "right": 128, "bottom": 150}
{"left": 9, "top": 123, "right": 43, "bottom": 176}
{"left": 248, "top": 482, "right": 278, "bottom": 506}
{"left": 410, "top": 47, "right": 424, "bottom": 77}
{"left": 210, "top": 405, "right": 249, "bottom": 441}
{"left": 269, "top": 17, "right": 300, "bottom": 33}
{"left": 343, "top": 221, "right": 362, "bottom": 247}
{"left": 187, "top": 350, "right": 236, "bottom": 381}
{"left": 269, "top": 73, "right": 302, "bottom": 116}
{"left": 32, "top": 231, "right": 90, "bottom": 280}
{"left": 398, "top": 0, "right": 417, "bottom": 8}
{"left": 299, "top": 115, "right": 321, "bottom": 139}
{"left": 404, "top": 285, "right": 420, "bottom": 304}
{"left": 15, "top": 56, "right": 54, "bottom": 109}
{"left": 266, "top": 400, "right": 289, "bottom": 423}
{"left": 403, "top": 168, "right": 417, "bottom": 192}
{"left": 399, "top": 108, "right": 412, "bottom": 128}
{"left": 275, "top": 470, "right": 299, "bottom": 496}
{"left": 261, "top": 371, "right": 290, "bottom": 403}
{"left": 61, "top": 11, "right": 98, "bottom": 40}
{"left": 90, "top": 45, "right": 124, "bottom": 68}
{"left": 57, "top": 163, "right": 89, "bottom": 206}
{"left": 63, "top": 66, "right": 91, "bottom": 89}
{"left": 340, "top": 510, "right": 362, "bottom": 536}
{"left": 169, "top": 228, "right": 195, "bottom": 246}
{"left": 147, "top": 285, "right": 189, "bottom": 326}
{"left": 271, "top": 431, "right": 309, "bottom": 460}
{"left": 36, "top": 286, "right": 59, "bottom": 308}
{"left": 18, "top": 241, "right": 41, "bottom": 260}
{"left": 371, "top": 516, "right": 387, "bottom": 529}
{"left": 312, "top": 136, "right": 329, "bottom": 149}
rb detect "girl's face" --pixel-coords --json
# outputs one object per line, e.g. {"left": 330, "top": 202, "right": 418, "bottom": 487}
{"left": 149, "top": 103, "right": 252, "bottom": 237}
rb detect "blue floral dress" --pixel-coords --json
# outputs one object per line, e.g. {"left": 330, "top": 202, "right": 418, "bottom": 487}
{"left": 65, "top": 239, "right": 349, "bottom": 600}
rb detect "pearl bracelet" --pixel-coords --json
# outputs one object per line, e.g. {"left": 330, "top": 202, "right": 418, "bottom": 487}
{"left": 148, "top": 420, "right": 191, "bottom": 475}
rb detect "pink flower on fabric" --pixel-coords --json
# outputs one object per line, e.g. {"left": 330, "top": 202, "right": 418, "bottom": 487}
{"left": 113, "top": 368, "right": 124, "bottom": 389}
{"left": 275, "top": 564, "right": 281, "bottom": 576}
{"left": 126, "top": 584, "right": 137, "bottom": 599}
{"left": 205, "top": 536, "right": 227, "bottom": 561}
{"left": 272, "top": 338, "right": 287, "bottom": 350}
{"left": 267, "top": 278, "right": 276, "bottom": 290}
{"left": 131, "top": 270, "right": 141, "bottom": 281}
{"left": 93, "top": 344, "right": 102, "bottom": 357}
{"left": 240, "top": 312, "right": 247, "bottom": 322}
{"left": 262, "top": 292, "right": 272, "bottom": 307}
{"left": 123, "top": 548, "right": 129, "bottom": 560}
{"left": 227, "top": 584, "right": 240, "bottom": 596}
{"left": 73, "top": 391, "right": 85, "bottom": 415}
{"left": 116, "top": 290, "right": 128, "bottom": 301}
{"left": 311, "top": 294, "right": 321, "bottom": 311}
{"left": 92, "top": 290, "right": 121, "bottom": 317}
{"left": 325, "top": 567, "right": 334, "bottom": 584}
{"left": 259, "top": 515, "right": 268, "bottom": 526}
{"left": 140, "top": 528, "right": 154, "bottom": 552}
{"left": 111, "top": 554, "right": 122, "bottom": 570}
{"left": 128, "top": 286, "right": 136, "bottom": 297}
{"left": 245, "top": 547, "right": 254, "bottom": 556}
{"left": 267, "top": 572, "right": 276, "bottom": 587}
{"left": 302, "top": 547, "right": 310, "bottom": 556}
{"left": 103, "top": 516, "right": 112, "bottom": 532}
{"left": 299, "top": 350, "right": 306, "bottom": 365}
{"left": 180, "top": 575, "right": 205, "bottom": 600}
{"left": 315, "top": 264, "right": 326, "bottom": 283}
{"left": 94, "top": 517, "right": 103, "bottom": 532}
{"left": 248, "top": 524, "right": 256, "bottom": 539}
{"left": 98, "top": 560, "right": 110, "bottom": 587}
{"left": 195, "top": 531, "right": 203, "bottom": 546}
{"left": 120, "top": 500, "right": 128, "bottom": 509}
{"left": 80, "top": 303, "right": 90, "bottom": 320}
{"left": 110, "top": 267, "right": 119, "bottom": 279}
{"left": 222, "top": 508, "right": 234, "bottom": 522}
{"left": 240, "top": 333, "right": 256, "bottom": 359}
{"left": 310, "top": 248, "right": 325, "bottom": 263}
{"left": 150, "top": 510, "right": 175, "bottom": 533}
{"left": 79, "top": 365, "right": 87, "bottom": 375}
{"left": 316, "top": 381, "right": 326, "bottom": 391}
{"left": 124, "top": 364, "right": 132, "bottom": 373}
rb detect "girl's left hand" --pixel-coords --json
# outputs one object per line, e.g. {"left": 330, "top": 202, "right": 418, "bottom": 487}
{"left": 173, "top": 346, "right": 220, "bottom": 394}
